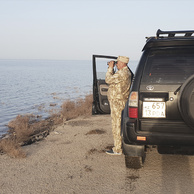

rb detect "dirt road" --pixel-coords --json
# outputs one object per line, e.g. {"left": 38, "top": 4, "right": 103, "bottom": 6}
{"left": 0, "top": 115, "right": 194, "bottom": 194}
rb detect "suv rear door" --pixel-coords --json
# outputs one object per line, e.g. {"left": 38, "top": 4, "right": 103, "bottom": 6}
{"left": 92, "top": 55, "right": 117, "bottom": 114}
{"left": 139, "top": 47, "right": 194, "bottom": 133}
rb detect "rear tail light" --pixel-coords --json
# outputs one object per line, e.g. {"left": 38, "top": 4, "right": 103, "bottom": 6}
{"left": 129, "top": 92, "right": 138, "bottom": 107}
{"left": 129, "top": 107, "right": 138, "bottom": 118}
{"left": 129, "top": 92, "right": 138, "bottom": 118}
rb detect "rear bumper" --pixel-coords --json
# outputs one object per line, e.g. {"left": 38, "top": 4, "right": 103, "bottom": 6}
{"left": 126, "top": 121, "right": 194, "bottom": 146}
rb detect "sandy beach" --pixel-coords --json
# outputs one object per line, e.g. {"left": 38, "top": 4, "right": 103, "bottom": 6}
{"left": 1, "top": 115, "right": 194, "bottom": 194}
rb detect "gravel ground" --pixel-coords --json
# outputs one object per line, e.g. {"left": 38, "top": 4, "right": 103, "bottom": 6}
{"left": 1, "top": 115, "right": 194, "bottom": 194}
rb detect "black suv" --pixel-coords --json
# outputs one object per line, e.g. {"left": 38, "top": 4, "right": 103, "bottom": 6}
{"left": 122, "top": 29, "right": 194, "bottom": 168}
{"left": 92, "top": 29, "right": 194, "bottom": 169}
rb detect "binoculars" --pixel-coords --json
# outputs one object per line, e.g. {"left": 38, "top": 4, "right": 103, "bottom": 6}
{"left": 107, "top": 61, "right": 117, "bottom": 66}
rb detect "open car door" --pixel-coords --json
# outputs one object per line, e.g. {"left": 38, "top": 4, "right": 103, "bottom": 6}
{"left": 92, "top": 54, "right": 134, "bottom": 115}
{"left": 92, "top": 55, "right": 117, "bottom": 114}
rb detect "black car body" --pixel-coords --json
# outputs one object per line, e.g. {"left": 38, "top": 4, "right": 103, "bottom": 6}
{"left": 122, "top": 29, "right": 194, "bottom": 168}
{"left": 92, "top": 29, "right": 194, "bottom": 169}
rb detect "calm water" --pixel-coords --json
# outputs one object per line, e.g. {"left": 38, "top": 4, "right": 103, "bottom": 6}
{"left": 0, "top": 59, "right": 138, "bottom": 136}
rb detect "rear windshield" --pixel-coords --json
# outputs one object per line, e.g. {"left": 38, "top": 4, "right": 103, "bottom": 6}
{"left": 141, "top": 47, "right": 194, "bottom": 84}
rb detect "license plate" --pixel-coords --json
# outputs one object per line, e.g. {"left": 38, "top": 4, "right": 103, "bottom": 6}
{"left": 142, "top": 102, "right": 166, "bottom": 118}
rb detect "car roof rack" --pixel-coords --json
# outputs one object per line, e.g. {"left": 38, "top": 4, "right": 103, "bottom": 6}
{"left": 157, "top": 29, "right": 194, "bottom": 38}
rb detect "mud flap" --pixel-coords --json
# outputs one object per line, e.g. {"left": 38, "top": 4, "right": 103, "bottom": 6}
{"left": 122, "top": 140, "right": 145, "bottom": 157}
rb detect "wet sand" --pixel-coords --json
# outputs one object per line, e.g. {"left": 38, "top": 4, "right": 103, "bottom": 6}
{"left": 1, "top": 115, "right": 194, "bottom": 194}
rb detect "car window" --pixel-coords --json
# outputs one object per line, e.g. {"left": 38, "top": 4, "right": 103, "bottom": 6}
{"left": 96, "top": 58, "right": 117, "bottom": 80}
{"left": 141, "top": 48, "right": 194, "bottom": 84}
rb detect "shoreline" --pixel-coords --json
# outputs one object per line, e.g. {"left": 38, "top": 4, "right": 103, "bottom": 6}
{"left": 0, "top": 59, "right": 93, "bottom": 139}
{"left": 0, "top": 94, "right": 93, "bottom": 158}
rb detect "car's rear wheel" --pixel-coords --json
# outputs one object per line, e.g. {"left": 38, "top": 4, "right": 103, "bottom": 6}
{"left": 125, "top": 155, "right": 145, "bottom": 169}
{"left": 178, "top": 75, "right": 194, "bottom": 129}
{"left": 92, "top": 102, "right": 97, "bottom": 115}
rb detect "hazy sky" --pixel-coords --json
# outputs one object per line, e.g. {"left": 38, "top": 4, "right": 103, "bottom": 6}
{"left": 0, "top": 0, "right": 194, "bottom": 60}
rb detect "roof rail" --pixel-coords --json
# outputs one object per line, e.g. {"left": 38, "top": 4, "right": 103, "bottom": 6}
{"left": 157, "top": 29, "right": 194, "bottom": 38}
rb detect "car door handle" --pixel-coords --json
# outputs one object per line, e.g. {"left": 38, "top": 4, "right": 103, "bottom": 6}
{"left": 101, "top": 88, "right": 108, "bottom": 92}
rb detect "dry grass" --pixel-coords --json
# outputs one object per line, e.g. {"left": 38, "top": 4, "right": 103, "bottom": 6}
{"left": 0, "top": 115, "right": 52, "bottom": 158}
{"left": 8, "top": 115, "right": 52, "bottom": 144}
{"left": 0, "top": 94, "right": 93, "bottom": 158}
{"left": 8, "top": 115, "right": 34, "bottom": 143}
{"left": 61, "top": 94, "right": 93, "bottom": 121}
{"left": 0, "top": 138, "right": 26, "bottom": 158}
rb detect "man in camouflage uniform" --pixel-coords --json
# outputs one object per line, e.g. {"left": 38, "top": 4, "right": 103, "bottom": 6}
{"left": 105, "top": 56, "right": 131, "bottom": 155}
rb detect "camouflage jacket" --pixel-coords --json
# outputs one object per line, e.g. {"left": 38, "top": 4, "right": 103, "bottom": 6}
{"left": 105, "top": 66, "right": 131, "bottom": 101}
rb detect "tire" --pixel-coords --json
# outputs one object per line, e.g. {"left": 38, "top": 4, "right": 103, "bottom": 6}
{"left": 92, "top": 102, "right": 97, "bottom": 115}
{"left": 125, "top": 155, "right": 145, "bottom": 169}
{"left": 178, "top": 75, "right": 194, "bottom": 129}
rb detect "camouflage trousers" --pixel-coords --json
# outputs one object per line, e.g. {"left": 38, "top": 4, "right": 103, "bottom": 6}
{"left": 109, "top": 99, "right": 126, "bottom": 153}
